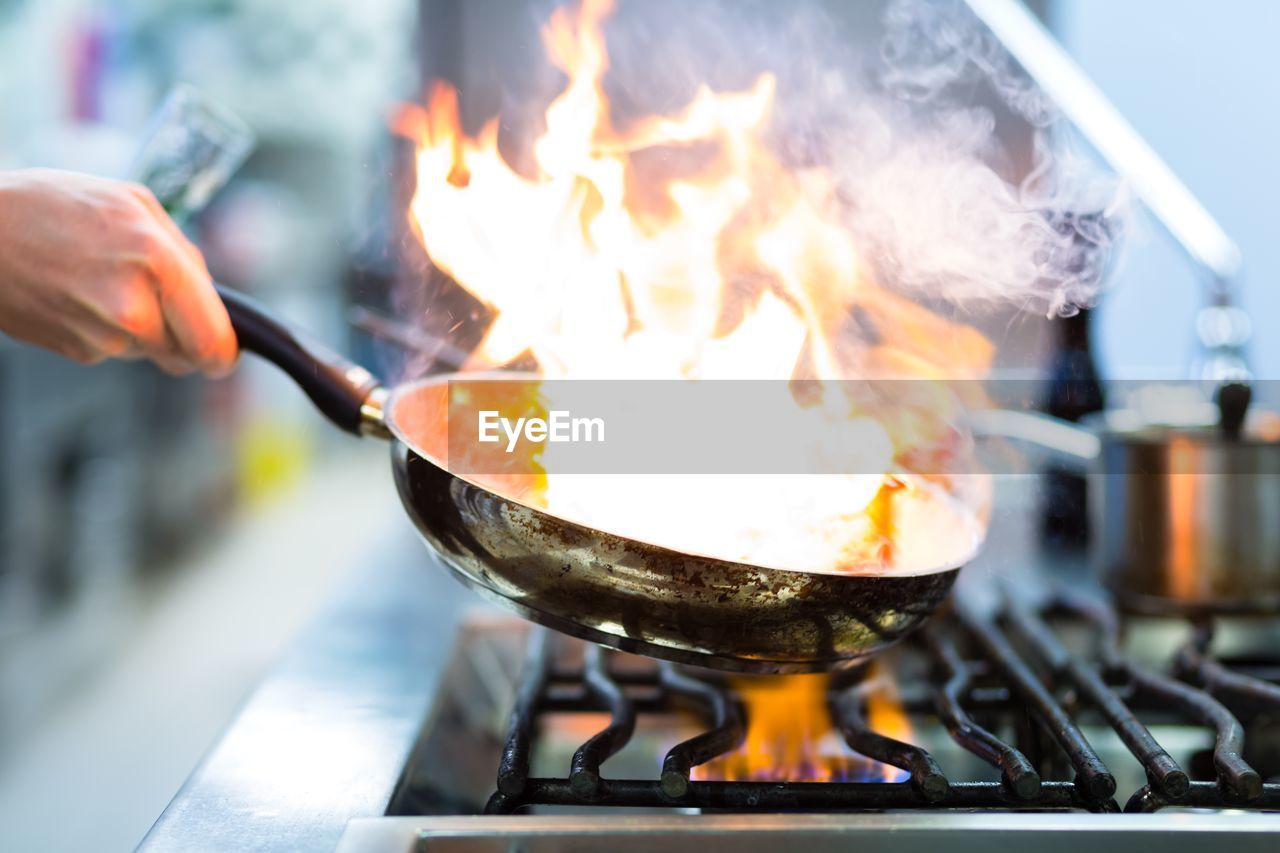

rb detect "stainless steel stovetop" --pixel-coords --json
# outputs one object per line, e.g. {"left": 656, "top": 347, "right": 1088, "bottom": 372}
{"left": 140, "top": 486, "right": 1280, "bottom": 852}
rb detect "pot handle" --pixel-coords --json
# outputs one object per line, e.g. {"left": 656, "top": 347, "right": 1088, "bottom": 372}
{"left": 216, "top": 283, "right": 389, "bottom": 438}
{"left": 968, "top": 409, "right": 1099, "bottom": 474}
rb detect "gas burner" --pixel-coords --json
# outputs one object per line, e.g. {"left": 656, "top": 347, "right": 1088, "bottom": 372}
{"left": 384, "top": 592, "right": 1280, "bottom": 823}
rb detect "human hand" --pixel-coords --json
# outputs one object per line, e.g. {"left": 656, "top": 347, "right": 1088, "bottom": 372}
{"left": 0, "top": 168, "right": 236, "bottom": 376}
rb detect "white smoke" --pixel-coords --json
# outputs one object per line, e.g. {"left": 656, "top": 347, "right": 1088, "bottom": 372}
{"left": 881, "top": 0, "right": 1058, "bottom": 126}
{"left": 395, "top": 0, "right": 1129, "bottom": 378}
{"left": 601, "top": 0, "right": 1127, "bottom": 318}
{"left": 851, "top": 0, "right": 1126, "bottom": 316}
{"left": 829, "top": 96, "right": 1125, "bottom": 317}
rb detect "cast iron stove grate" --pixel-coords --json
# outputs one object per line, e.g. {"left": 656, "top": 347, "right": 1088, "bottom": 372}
{"left": 418, "top": 592, "right": 1280, "bottom": 816}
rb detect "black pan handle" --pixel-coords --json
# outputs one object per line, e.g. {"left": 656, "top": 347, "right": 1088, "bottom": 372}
{"left": 215, "top": 283, "right": 386, "bottom": 436}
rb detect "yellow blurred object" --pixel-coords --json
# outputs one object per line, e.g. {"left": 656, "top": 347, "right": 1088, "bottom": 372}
{"left": 236, "top": 416, "right": 314, "bottom": 504}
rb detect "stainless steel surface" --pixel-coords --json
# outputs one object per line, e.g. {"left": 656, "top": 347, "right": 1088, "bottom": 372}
{"left": 387, "top": 394, "right": 960, "bottom": 674}
{"left": 139, "top": 531, "right": 481, "bottom": 853}
{"left": 963, "top": 0, "right": 1249, "bottom": 380}
{"left": 335, "top": 813, "right": 1280, "bottom": 853}
{"left": 970, "top": 409, "right": 1100, "bottom": 471}
{"left": 359, "top": 386, "right": 393, "bottom": 439}
{"left": 1096, "top": 427, "right": 1280, "bottom": 612}
{"left": 973, "top": 407, "right": 1280, "bottom": 611}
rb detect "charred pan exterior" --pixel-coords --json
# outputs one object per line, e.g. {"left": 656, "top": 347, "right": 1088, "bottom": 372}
{"left": 392, "top": 442, "right": 958, "bottom": 674}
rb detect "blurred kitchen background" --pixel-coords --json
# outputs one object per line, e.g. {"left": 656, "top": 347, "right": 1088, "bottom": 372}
{"left": 0, "top": 0, "right": 1275, "bottom": 850}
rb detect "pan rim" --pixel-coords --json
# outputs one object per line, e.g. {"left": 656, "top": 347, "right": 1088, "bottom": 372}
{"left": 385, "top": 372, "right": 984, "bottom": 579}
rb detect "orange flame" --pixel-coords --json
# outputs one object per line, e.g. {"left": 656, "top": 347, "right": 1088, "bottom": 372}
{"left": 864, "top": 663, "right": 913, "bottom": 774}
{"left": 397, "top": 0, "right": 992, "bottom": 575}
{"left": 695, "top": 663, "right": 910, "bottom": 783}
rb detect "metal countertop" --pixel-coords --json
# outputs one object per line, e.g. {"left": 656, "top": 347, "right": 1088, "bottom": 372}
{"left": 140, "top": 526, "right": 481, "bottom": 852}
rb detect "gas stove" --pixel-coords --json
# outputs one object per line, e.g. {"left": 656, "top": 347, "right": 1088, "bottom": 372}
{"left": 342, "top": 607, "right": 1280, "bottom": 850}
{"left": 140, "top": 489, "right": 1280, "bottom": 852}
{"left": 385, "top": 606, "right": 1280, "bottom": 817}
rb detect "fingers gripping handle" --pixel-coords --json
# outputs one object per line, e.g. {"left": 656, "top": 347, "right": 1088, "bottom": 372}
{"left": 215, "top": 283, "right": 388, "bottom": 437}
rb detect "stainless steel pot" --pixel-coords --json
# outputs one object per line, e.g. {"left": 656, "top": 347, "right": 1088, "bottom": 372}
{"left": 972, "top": 392, "right": 1280, "bottom": 614}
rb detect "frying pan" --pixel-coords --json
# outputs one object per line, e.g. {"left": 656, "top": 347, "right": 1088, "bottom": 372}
{"left": 218, "top": 284, "right": 962, "bottom": 673}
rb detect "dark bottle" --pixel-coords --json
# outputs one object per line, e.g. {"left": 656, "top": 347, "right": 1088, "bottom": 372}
{"left": 1039, "top": 305, "right": 1105, "bottom": 549}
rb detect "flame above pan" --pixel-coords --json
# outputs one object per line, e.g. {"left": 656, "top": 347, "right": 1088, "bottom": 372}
{"left": 395, "top": 0, "right": 994, "bottom": 575}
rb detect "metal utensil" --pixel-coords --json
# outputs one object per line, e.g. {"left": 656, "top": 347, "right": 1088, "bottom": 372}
{"left": 348, "top": 305, "right": 470, "bottom": 370}
{"left": 972, "top": 405, "right": 1280, "bottom": 614}
{"left": 218, "top": 284, "right": 961, "bottom": 673}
